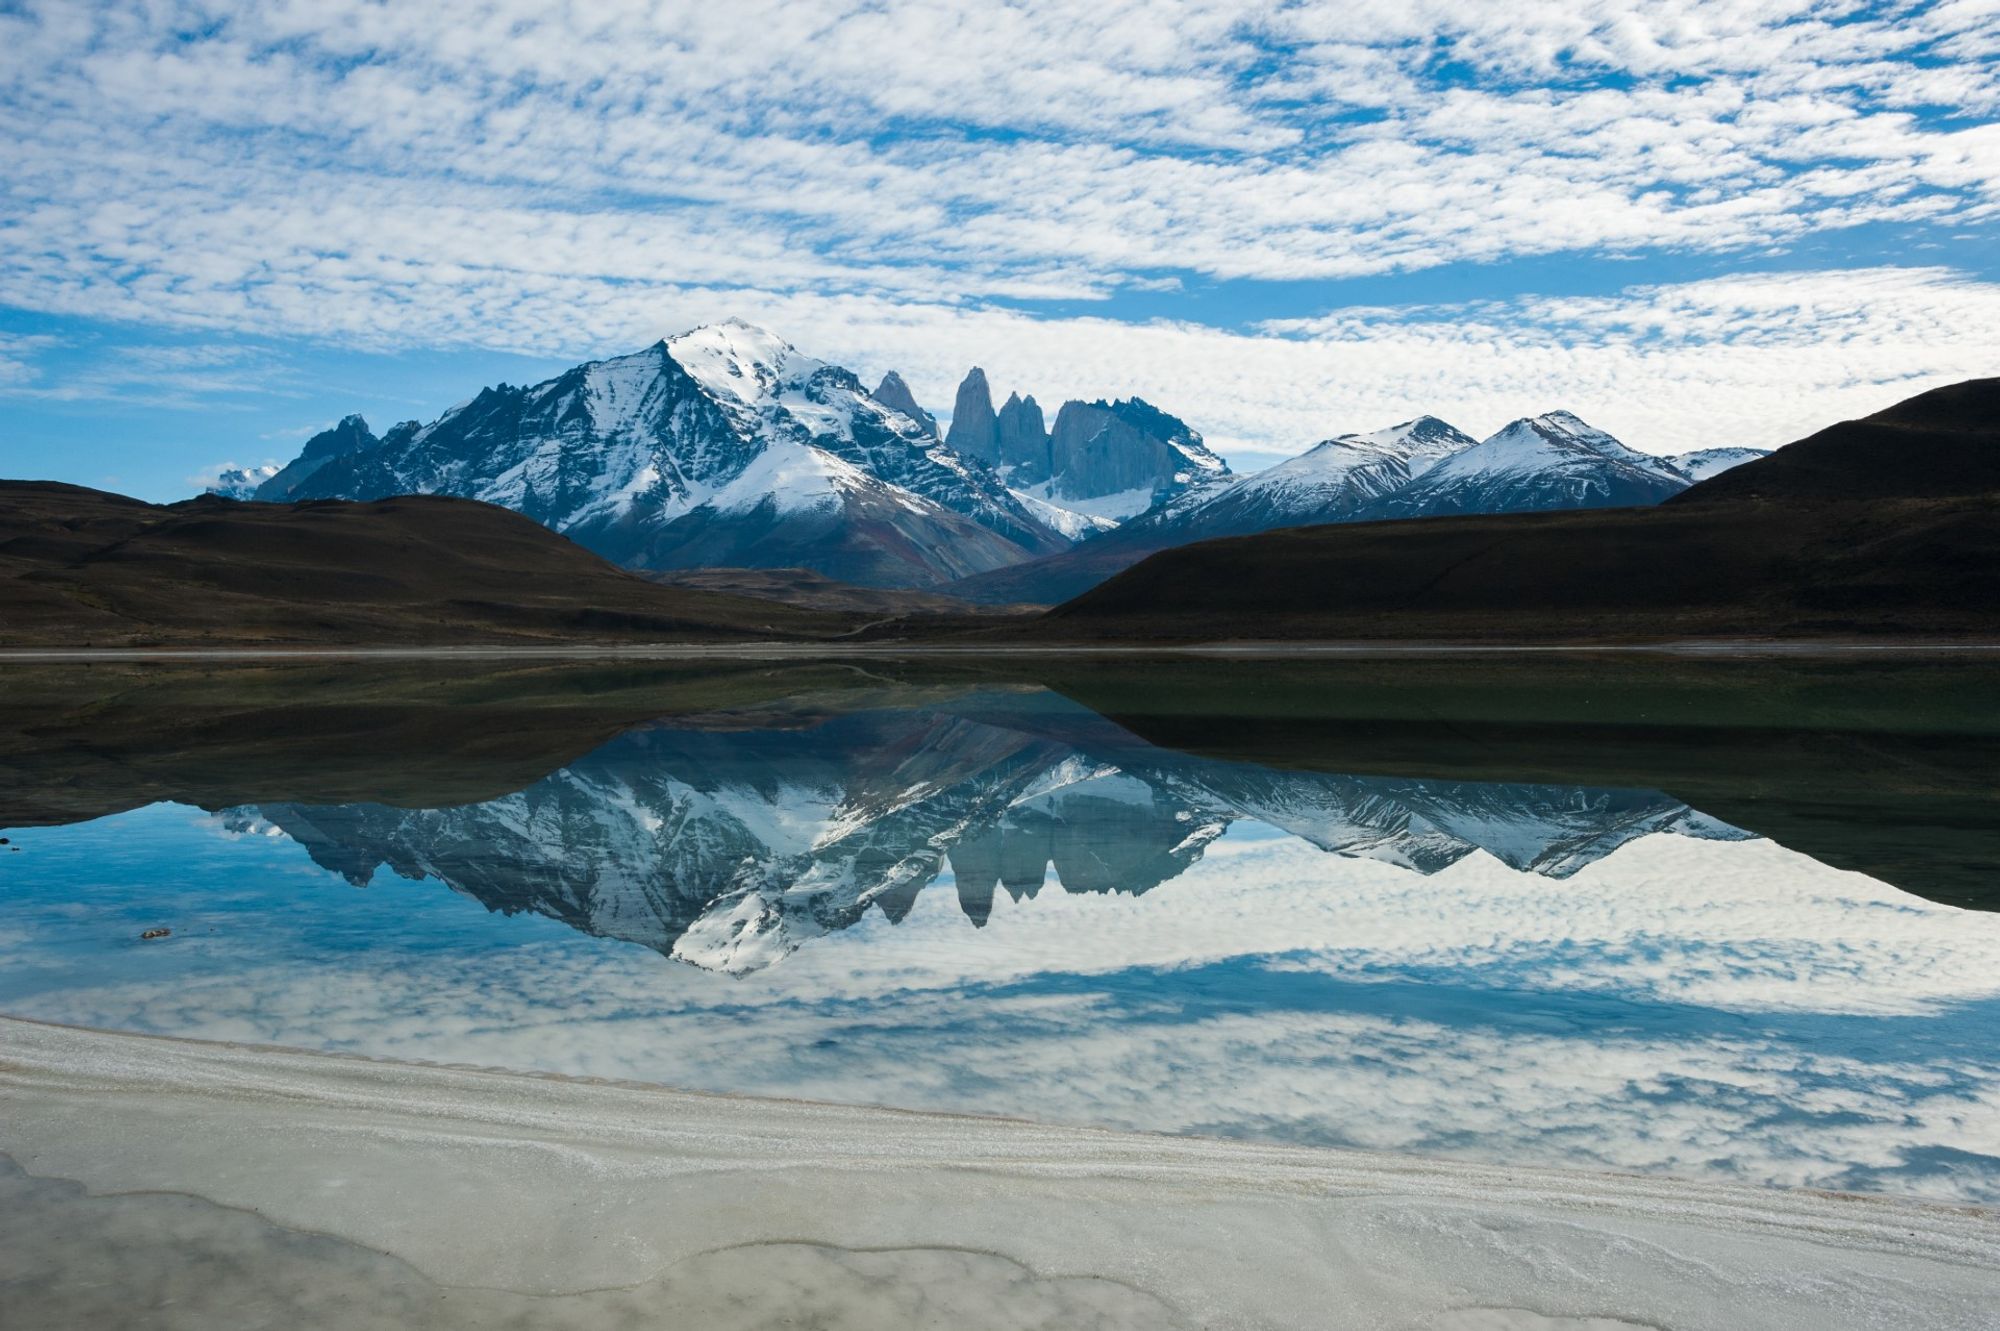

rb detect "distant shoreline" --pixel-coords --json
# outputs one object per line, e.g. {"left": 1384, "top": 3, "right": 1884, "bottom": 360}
{"left": 6, "top": 638, "right": 2000, "bottom": 662}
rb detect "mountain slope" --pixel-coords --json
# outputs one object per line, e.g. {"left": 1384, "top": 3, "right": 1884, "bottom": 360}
{"left": 1037, "top": 497, "right": 2000, "bottom": 642}
{"left": 252, "top": 323, "right": 1067, "bottom": 588}
{"left": 1354, "top": 411, "right": 1689, "bottom": 520}
{"left": 1031, "top": 379, "right": 2000, "bottom": 643}
{"left": 0, "top": 481, "right": 861, "bottom": 647}
{"left": 941, "top": 415, "right": 1477, "bottom": 605}
{"left": 1125, "top": 415, "right": 1477, "bottom": 544}
{"left": 1668, "top": 447, "right": 1771, "bottom": 482}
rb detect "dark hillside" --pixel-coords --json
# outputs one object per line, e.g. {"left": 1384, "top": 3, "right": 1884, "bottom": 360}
{"left": 1671, "top": 377, "right": 2000, "bottom": 504}
{"left": 0, "top": 482, "right": 859, "bottom": 647}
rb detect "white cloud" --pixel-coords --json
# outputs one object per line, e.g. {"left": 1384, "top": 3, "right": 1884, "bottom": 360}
{"left": 0, "top": 332, "right": 60, "bottom": 390}
{"left": 752, "top": 267, "right": 2000, "bottom": 458}
{"left": 3, "top": 3, "right": 1997, "bottom": 301}
{"left": 0, "top": 343, "right": 288, "bottom": 409}
{"left": 0, "top": 4, "right": 1994, "bottom": 456}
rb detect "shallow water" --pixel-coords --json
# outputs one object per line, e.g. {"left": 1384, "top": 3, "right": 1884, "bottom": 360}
{"left": 4, "top": 661, "right": 1998, "bottom": 1209}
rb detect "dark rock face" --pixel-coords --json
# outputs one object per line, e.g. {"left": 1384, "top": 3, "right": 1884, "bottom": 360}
{"left": 304, "top": 415, "right": 385, "bottom": 462}
{"left": 941, "top": 374, "right": 1226, "bottom": 514}
{"left": 870, "top": 371, "right": 938, "bottom": 438}
{"left": 945, "top": 368, "right": 1000, "bottom": 466}
{"left": 1044, "top": 398, "right": 1227, "bottom": 502}
{"left": 995, "top": 392, "right": 1051, "bottom": 480}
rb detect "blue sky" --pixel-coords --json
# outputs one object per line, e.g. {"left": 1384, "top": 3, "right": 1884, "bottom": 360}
{"left": 1, "top": 0, "right": 1997, "bottom": 499}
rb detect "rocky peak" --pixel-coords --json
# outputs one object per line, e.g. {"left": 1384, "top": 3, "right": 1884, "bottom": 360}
{"left": 242, "top": 413, "right": 395, "bottom": 502}
{"left": 871, "top": 371, "right": 938, "bottom": 438}
{"left": 945, "top": 368, "right": 999, "bottom": 465}
{"left": 1045, "top": 397, "right": 1228, "bottom": 502}
{"left": 301, "top": 413, "right": 382, "bottom": 461}
{"left": 995, "top": 392, "right": 1051, "bottom": 480}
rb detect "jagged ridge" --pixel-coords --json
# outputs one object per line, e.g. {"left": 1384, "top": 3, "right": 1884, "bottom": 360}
{"left": 245, "top": 323, "right": 1069, "bottom": 588}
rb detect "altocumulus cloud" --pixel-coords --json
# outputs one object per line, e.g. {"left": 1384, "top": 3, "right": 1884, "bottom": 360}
{"left": 1, "top": 1, "right": 1998, "bottom": 460}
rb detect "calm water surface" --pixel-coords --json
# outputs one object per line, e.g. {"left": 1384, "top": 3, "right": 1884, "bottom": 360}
{"left": 4, "top": 661, "right": 1997, "bottom": 1204}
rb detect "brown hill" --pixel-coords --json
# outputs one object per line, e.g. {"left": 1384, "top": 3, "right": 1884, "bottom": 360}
{"left": 1672, "top": 377, "right": 2000, "bottom": 504}
{"left": 943, "top": 534, "right": 1168, "bottom": 607}
{"left": 0, "top": 482, "right": 860, "bottom": 647}
{"left": 1037, "top": 378, "right": 2000, "bottom": 643}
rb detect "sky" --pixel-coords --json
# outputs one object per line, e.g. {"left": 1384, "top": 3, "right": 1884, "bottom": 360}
{"left": 0, "top": 0, "right": 1996, "bottom": 499}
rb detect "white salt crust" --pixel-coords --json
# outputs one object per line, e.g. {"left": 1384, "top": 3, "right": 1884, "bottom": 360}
{"left": 1, "top": 1016, "right": 1995, "bottom": 1330}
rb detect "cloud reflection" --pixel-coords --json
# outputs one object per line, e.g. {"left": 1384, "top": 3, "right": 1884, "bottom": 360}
{"left": 2, "top": 701, "right": 1998, "bottom": 1205}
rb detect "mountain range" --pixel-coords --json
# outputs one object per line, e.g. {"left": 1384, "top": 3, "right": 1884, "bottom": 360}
{"left": 1038, "top": 377, "right": 2000, "bottom": 643}
{"left": 947, "top": 412, "right": 1761, "bottom": 604}
{"left": 238, "top": 322, "right": 1074, "bottom": 587}
{"left": 214, "top": 321, "right": 1766, "bottom": 597}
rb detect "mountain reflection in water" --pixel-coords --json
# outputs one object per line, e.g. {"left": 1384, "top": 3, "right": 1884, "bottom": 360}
{"left": 5, "top": 670, "right": 2000, "bottom": 1204}
{"left": 220, "top": 699, "right": 1753, "bottom": 974}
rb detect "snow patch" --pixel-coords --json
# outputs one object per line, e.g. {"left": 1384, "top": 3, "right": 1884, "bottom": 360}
{"left": 1008, "top": 488, "right": 1119, "bottom": 539}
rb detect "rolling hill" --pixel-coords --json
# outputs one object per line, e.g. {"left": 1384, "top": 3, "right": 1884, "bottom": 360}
{"left": 0, "top": 482, "right": 861, "bottom": 647}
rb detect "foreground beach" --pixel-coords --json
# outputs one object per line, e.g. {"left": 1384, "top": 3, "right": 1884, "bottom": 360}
{"left": 2, "top": 1016, "right": 1994, "bottom": 1330}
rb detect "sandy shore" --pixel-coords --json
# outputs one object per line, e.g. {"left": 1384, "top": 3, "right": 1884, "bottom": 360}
{"left": 2, "top": 1015, "right": 1995, "bottom": 1329}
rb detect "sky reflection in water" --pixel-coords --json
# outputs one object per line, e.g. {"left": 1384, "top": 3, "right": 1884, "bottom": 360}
{"left": 2, "top": 691, "right": 1997, "bottom": 1206}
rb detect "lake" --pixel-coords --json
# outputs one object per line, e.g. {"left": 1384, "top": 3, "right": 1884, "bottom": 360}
{"left": 5, "top": 654, "right": 1998, "bottom": 1212}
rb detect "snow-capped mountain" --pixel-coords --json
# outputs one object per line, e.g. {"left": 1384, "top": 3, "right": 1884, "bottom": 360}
{"left": 1668, "top": 446, "right": 1773, "bottom": 481}
{"left": 221, "top": 698, "right": 1754, "bottom": 976}
{"left": 1116, "top": 416, "right": 1479, "bottom": 547}
{"left": 218, "top": 329, "right": 1773, "bottom": 596}
{"left": 1354, "top": 411, "right": 1693, "bottom": 520}
{"left": 206, "top": 462, "right": 281, "bottom": 500}
{"left": 869, "top": 371, "right": 938, "bottom": 438}
{"left": 233, "top": 323, "right": 1069, "bottom": 588}
{"left": 940, "top": 410, "right": 1758, "bottom": 605}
